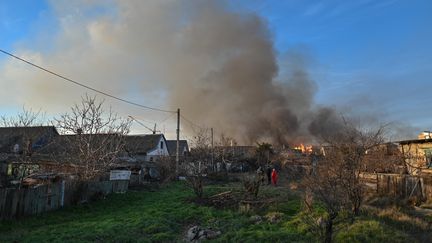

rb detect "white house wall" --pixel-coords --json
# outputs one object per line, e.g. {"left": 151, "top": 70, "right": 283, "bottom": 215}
{"left": 145, "top": 136, "right": 169, "bottom": 161}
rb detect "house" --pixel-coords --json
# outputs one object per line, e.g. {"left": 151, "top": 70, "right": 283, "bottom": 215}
{"left": 0, "top": 126, "right": 60, "bottom": 188}
{"left": 124, "top": 134, "right": 169, "bottom": 162}
{"left": 398, "top": 138, "right": 432, "bottom": 175}
{"left": 0, "top": 126, "right": 59, "bottom": 155}
{"left": 166, "top": 140, "right": 190, "bottom": 157}
{"left": 212, "top": 145, "right": 256, "bottom": 172}
{"left": 214, "top": 145, "right": 256, "bottom": 160}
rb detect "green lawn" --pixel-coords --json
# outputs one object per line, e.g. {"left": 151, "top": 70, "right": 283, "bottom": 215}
{"left": 0, "top": 182, "right": 418, "bottom": 242}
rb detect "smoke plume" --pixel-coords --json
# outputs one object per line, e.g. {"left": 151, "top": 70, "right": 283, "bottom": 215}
{"left": 0, "top": 0, "right": 365, "bottom": 144}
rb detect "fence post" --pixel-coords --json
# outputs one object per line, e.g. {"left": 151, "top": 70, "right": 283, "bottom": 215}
{"left": 60, "top": 180, "right": 65, "bottom": 207}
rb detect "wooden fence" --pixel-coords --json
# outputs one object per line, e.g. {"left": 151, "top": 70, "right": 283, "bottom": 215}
{"left": 361, "top": 173, "right": 432, "bottom": 202}
{"left": 0, "top": 180, "right": 128, "bottom": 220}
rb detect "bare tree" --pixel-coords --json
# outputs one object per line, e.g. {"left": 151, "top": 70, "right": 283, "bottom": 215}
{"left": 320, "top": 122, "right": 386, "bottom": 215}
{"left": 0, "top": 107, "right": 49, "bottom": 187}
{"left": 1, "top": 106, "right": 46, "bottom": 127}
{"left": 212, "top": 133, "right": 239, "bottom": 173}
{"left": 184, "top": 128, "right": 212, "bottom": 198}
{"left": 218, "top": 133, "right": 238, "bottom": 147}
{"left": 399, "top": 142, "right": 428, "bottom": 175}
{"left": 256, "top": 142, "right": 273, "bottom": 166}
{"left": 301, "top": 122, "right": 387, "bottom": 242}
{"left": 54, "top": 94, "right": 131, "bottom": 180}
{"left": 301, "top": 156, "right": 349, "bottom": 243}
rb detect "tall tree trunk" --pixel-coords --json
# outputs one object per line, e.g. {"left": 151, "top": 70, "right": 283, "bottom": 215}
{"left": 324, "top": 219, "right": 333, "bottom": 243}
{"left": 324, "top": 213, "right": 337, "bottom": 243}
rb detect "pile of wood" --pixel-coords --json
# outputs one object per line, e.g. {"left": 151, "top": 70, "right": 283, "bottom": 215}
{"left": 207, "top": 190, "right": 238, "bottom": 209}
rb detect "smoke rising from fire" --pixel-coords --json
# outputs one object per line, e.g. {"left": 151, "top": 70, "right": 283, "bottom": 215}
{"left": 1, "top": 1, "right": 408, "bottom": 144}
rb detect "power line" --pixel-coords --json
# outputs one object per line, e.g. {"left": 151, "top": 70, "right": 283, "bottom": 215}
{"left": 159, "top": 112, "right": 176, "bottom": 124}
{"left": 128, "top": 115, "right": 159, "bottom": 134}
{"left": 0, "top": 49, "right": 175, "bottom": 113}
{"left": 128, "top": 115, "right": 159, "bottom": 125}
{"left": 180, "top": 114, "right": 205, "bottom": 130}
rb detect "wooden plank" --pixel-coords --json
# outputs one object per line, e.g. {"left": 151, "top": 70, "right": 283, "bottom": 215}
{"left": 24, "top": 187, "right": 34, "bottom": 216}
{"left": 37, "top": 186, "right": 46, "bottom": 215}
{"left": 0, "top": 189, "right": 6, "bottom": 220}
{"left": 10, "top": 189, "right": 20, "bottom": 219}
{"left": 51, "top": 183, "right": 61, "bottom": 210}
{"left": 3, "top": 189, "right": 11, "bottom": 219}
{"left": 16, "top": 189, "right": 25, "bottom": 218}
{"left": 29, "top": 187, "right": 36, "bottom": 215}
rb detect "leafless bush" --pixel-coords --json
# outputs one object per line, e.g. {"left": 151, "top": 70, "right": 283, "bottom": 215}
{"left": 184, "top": 128, "right": 213, "bottom": 198}
{"left": 187, "top": 175, "right": 204, "bottom": 198}
{"left": 158, "top": 156, "right": 177, "bottom": 184}
{"left": 242, "top": 175, "right": 260, "bottom": 199}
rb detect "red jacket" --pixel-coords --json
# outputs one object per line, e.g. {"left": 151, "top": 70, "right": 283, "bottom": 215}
{"left": 271, "top": 169, "right": 278, "bottom": 183}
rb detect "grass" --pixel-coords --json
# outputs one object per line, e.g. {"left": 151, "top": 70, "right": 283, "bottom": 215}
{"left": 0, "top": 181, "right": 427, "bottom": 242}
{"left": 334, "top": 220, "right": 410, "bottom": 243}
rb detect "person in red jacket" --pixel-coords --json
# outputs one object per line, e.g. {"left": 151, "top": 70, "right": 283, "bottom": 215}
{"left": 271, "top": 168, "right": 278, "bottom": 186}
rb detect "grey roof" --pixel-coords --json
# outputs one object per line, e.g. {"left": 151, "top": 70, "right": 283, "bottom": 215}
{"left": 38, "top": 133, "right": 124, "bottom": 155}
{"left": 124, "top": 134, "right": 165, "bottom": 154}
{"left": 166, "top": 140, "right": 189, "bottom": 156}
{"left": 398, "top": 139, "right": 432, "bottom": 145}
{"left": 0, "top": 126, "right": 59, "bottom": 153}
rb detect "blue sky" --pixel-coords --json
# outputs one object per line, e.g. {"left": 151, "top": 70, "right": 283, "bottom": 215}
{"left": 237, "top": 0, "right": 432, "bottom": 129}
{"left": 0, "top": 1, "right": 50, "bottom": 50}
{"left": 0, "top": 0, "right": 431, "bottom": 137}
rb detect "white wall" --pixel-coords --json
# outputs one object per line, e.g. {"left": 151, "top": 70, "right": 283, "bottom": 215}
{"left": 146, "top": 136, "right": 169, "bottom": 161}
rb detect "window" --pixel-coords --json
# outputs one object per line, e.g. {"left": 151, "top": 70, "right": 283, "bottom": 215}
{"left": 7, "top": 163, "right": 12, "bottom": 176}
{"left": 160, "top": 141, "right": 164, "bottom": 149}
{"left": 425, "top": 149, "right": 432, "bottom": 168}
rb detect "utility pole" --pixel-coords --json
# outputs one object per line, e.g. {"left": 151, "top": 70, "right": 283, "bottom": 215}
{"left": 176, "top": 108, "right": 180, "bottom": 177}
{"left": 211, "top": 127, "right": 214, "bottom": 172}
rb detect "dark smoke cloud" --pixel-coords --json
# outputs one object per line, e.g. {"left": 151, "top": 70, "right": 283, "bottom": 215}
{"left": 2, "top": 0, "right": 404, "bottom": 144}
{"left": 153, "top": 2, "right": 321, "bottom": 145}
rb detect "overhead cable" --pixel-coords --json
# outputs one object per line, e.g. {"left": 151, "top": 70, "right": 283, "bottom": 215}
{"left": 0, "top": 49, "right": 175, "bottom": 113}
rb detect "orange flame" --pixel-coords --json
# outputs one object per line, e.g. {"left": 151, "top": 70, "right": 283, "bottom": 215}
{"left": 293, "top": 143, "right": 313, "bottom": 154}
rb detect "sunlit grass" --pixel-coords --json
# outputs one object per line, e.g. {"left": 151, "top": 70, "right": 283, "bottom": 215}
{"left": 0, "top": 181, "right": 426, "bottom": 242}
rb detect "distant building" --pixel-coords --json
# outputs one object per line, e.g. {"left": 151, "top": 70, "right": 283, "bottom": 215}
{"left": 124, "top": 134, "right": 169, "bottom": 162}
{"left": 0, "top": 126, "right": 175, "bottom": 187}
{"left": 214, "top": 145, "right": 256, "bottom": 159}
{"left": 166, "top": 140, "right": 189, "bottom": 157}
{"left": 398, "top": 138, "right": 432, "bottom": 175}
{"left": 418, "top": 131, "right": 432, "bottom": 139}
{"left": 0, "top": 126, "right": 59, "bottom": 155}
{"left": 0, "top": 126, "right": 60, "bottom": 188}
